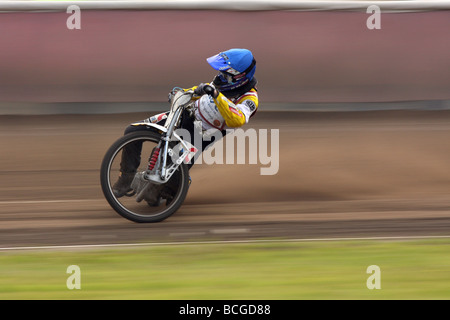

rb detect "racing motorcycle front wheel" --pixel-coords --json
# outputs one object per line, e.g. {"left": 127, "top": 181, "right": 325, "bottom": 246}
{"left": 100, "top": 131, "right": 190, "bottom": 223}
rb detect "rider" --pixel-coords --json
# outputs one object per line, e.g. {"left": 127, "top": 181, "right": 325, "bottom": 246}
{"left": 112, "top": 48, "right": 259, "bottom": 199}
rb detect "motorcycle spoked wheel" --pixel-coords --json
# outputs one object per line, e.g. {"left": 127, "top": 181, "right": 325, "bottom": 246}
{"left": 100, "top": 131, "right": 190, "bottom": 223}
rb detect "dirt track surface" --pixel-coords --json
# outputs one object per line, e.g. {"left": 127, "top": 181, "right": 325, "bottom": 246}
{"left": 1, "top": 110, "right": 450, "bottom": 248}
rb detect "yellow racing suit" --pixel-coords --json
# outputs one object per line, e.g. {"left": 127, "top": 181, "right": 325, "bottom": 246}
{"left": 187, "top": 85, "right": 258, "bottom": 131}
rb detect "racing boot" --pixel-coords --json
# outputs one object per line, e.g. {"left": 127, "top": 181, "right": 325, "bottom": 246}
{"left": 112, "top": 172, "right": 136, "bottom": 198}
{"left": 145, "top": 184, "right": 163, "bottom": 207}
{"left": 136, "top": 183, "right": 163, "bottom": 206}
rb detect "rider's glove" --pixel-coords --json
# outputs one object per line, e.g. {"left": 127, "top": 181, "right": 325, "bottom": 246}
{"left": 194, "top": 83, "right": 217, "bottom": 98}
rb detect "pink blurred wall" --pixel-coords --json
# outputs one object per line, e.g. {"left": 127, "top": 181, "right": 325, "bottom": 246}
{"left": 0, "top": 10, "right": 449, "bottom": 103}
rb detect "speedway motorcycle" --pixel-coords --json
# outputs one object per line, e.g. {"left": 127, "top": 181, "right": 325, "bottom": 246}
{"left": 100, "top": 87, "right": 211, "bottom": 223}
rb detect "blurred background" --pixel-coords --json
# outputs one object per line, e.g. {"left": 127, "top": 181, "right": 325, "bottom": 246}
{"left": 0, "top": 0, "right": 449, "bottom": 236}
{"left": 0, "top": 1, "right": 449, "bottom": 113}
{"left": 1, "top": 0, "right": 450, "bottom": 300}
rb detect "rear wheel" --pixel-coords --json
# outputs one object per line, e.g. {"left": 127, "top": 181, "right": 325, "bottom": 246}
{"left": 100, "top": 131, "right": 189, "bottom": 223}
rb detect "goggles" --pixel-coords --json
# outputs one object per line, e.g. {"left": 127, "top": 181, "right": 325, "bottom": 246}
{"left": 218, "top": 71, "right": 234, "bottom": 84}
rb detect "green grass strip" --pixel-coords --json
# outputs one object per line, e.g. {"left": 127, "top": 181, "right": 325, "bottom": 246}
{"left": 0, "top": 239, "right": 449, "bottom": 299}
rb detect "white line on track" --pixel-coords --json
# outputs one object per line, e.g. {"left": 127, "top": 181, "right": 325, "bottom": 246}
{"left": 1, "top": 235, "right": 450, "bottom": 252}
{"left": 169, "top": 232, "right": 207, "bottom": 237}
{"left": 210, "top": 228, "right": 250, "bottom": 234}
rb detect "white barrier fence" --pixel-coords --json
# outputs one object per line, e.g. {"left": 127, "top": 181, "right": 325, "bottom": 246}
{"left": 0, "top": 0, "right": 450, "bottom": 12}
{"left": 0, "top": 1, "right": 448, "bottom": 113}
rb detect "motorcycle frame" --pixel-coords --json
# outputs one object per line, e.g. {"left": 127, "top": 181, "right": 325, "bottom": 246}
{"left": 142, "top": 90, "right": 197, "bottom": 184}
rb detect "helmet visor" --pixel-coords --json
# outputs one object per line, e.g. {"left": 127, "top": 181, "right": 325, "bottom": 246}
{"left": 207, "top": 53, "right": 229, "bottom": 72}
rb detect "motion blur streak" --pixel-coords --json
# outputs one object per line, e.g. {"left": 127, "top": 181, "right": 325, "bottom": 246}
{"left": 0, "top": 8, "right": 449, "bottom": 248}
{"left": 0, "top": 10, "right": 449, "bottom": 104}
{"left": 1, "top": 111, "right": 450, "bottom": 247}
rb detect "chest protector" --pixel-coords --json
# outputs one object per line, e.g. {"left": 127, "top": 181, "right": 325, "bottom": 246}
{"left": 194, "top": 95, "right": 226, "bottom": 130}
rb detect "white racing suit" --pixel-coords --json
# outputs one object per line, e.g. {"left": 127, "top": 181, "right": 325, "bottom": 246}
{"left": 120, "top": 85, "right": 259, "bottom": 173}
{"left": 192, "top": 86, "right": 259, "bottom": 131}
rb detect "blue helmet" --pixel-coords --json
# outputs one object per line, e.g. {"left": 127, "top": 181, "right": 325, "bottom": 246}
{"left": 206, "top": 48, "right": 256, "bottom": 91}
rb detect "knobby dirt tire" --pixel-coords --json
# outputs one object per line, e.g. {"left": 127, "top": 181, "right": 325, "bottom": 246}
{"left": 100, "top": 131, "right": 190, "bottom": 223}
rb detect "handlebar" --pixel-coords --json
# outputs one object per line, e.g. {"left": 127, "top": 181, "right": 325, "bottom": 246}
{"left": 203, "top": 85, "right": 215, "bottom": 95}
{"left": 171, "top": 84, "right": 216, "bottom": 102}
